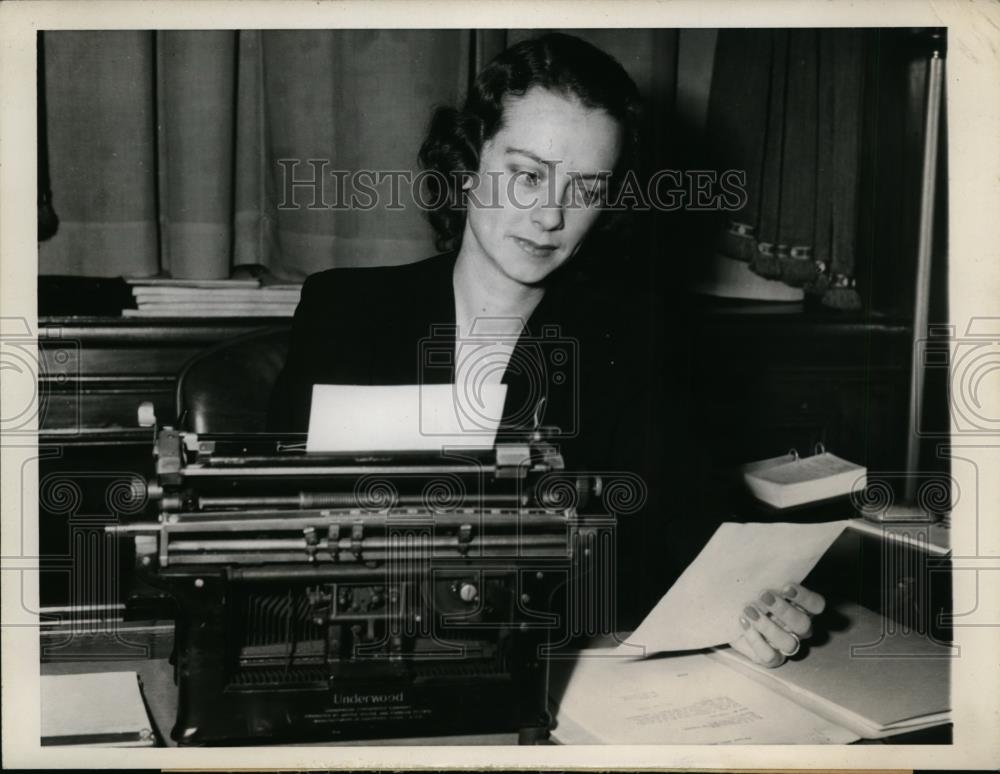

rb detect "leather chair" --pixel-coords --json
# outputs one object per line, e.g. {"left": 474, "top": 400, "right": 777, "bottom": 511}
{"left": 175, "top": 326, "right": 290, "bottom": 433}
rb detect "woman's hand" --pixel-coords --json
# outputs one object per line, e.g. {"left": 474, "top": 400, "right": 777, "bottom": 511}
{"left": 729, "top": 582, "right": 826, "bottom": 668}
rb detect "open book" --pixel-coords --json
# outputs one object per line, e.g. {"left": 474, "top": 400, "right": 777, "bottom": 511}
{"left": 551, "top": 600, "right": 950, "bottom": 744}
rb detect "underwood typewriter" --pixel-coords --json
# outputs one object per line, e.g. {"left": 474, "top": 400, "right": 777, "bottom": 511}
{"left": 110, "top": 425, "right": 617, "bottom": 745}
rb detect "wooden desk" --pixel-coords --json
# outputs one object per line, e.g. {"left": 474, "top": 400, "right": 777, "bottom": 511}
{"left": 40, "top": 604, "right": 949, "bottom": 748}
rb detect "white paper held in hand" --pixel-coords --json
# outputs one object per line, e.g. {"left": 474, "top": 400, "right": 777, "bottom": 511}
{"left": 306, "top": 383, "right": 508, "bottom": 452}
{"left": 621, "top": 520, "right": 848, "bottom": 655}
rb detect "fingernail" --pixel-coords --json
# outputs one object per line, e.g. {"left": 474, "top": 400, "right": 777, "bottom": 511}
{"left": 739, "top": 616, "right": 750, "bottom": 630}
{"left": 783, "top": 584, "right": 798, "bottom": 598}
{"left": 744, "top": 606, "right": 760, "bottom": 621}
{"left": 760, "top": 590, "right": 776, "bottom": 605}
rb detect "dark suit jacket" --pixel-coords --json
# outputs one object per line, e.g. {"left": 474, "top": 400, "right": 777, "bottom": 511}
{"left": 267, "top": 251, "right": 643, "bottom": 471}
{"left": 266, "top": 251, "right": 713, "bottom": 626}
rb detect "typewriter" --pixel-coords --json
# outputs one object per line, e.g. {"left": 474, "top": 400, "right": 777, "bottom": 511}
{"left": 110, "top": 423, "right": 617, "bottom": 745}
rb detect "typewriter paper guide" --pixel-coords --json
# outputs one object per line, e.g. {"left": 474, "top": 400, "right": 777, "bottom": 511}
{"left": 622, "top": 520, "right": 848, "bottom": 654}
{"left": 306, "top": 383, "right": 507, "bottom": 452}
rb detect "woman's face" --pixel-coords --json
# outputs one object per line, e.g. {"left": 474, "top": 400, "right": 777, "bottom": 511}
{"left": 461, "top": 86, "right": 623, "bottom": 287}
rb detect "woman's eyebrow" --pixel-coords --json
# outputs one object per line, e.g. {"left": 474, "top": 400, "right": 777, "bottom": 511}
{"left": 504, "top": 147, "right": 550, "bottom": 165}
{"left": 504, "top": 147, "right": 608, "bottom": 180}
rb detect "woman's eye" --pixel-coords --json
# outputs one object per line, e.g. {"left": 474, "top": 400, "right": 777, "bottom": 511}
{"left": 515, "top": 169, "right": 541, "bottom": 187}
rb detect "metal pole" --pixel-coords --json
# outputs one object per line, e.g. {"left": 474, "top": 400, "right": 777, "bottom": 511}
{"left": 903, "top": 50, "right": 944, "bottom": 505}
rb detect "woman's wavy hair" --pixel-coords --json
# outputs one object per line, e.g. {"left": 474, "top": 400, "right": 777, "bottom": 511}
{"left": 418, "top": 33, "right": 644, "bottom": 259}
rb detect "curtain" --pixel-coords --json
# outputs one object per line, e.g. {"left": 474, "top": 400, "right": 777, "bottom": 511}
{"left": 39, "top": 29, "right": 676, "bottom": 281}
{"left": 39, "top": 30, "right": 469, "bottom": 280}
{"left": 705, "top": 29, "right": 868, "bottom": 309}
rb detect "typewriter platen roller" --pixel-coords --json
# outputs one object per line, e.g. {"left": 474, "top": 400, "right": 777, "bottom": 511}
{"left": 110, "top": 428, "right": 616, "bottom": 745}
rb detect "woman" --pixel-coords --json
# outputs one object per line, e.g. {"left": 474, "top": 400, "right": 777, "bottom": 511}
{"left": 268, "top": 32, "right": 822, "bottom": 668}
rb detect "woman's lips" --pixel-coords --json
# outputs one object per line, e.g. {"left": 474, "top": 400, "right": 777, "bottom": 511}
{"left": 512, "top": 236, "right": 558, "bottom": 257}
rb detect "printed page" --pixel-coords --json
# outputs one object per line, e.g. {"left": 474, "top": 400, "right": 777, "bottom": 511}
{"left": 622, "top": 521, "right": 848, "bottom": 653}
{"left": 551, "top": 649, "right": 858, "bottom": 745}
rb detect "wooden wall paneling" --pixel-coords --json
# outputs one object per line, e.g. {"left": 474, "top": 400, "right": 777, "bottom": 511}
{"left": 38, "top": 317, "right": 290, "bottom": 431}
{"left": 37, "top": 317, "right": 291, "bottom": 609}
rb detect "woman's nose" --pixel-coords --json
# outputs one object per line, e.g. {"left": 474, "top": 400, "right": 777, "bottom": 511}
{"left": 531, "top": 196, "right": 565, "bottom": 231}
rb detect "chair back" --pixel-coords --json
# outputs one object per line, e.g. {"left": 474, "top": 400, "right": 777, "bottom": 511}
{"left": 176, "top": 326, "right": 290, "bottom": 433}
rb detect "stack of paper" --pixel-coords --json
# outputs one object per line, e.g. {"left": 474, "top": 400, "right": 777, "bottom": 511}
{"left": 742, "top": 451, "right": 866, "bottom": 509}
{"left": 551, "top": 648, "right": 859, "bottom": 744}
{"left": 122, "top": 277, "right": 301, "bottom": 318}
{"left": 710, "top": 600, "right": 951, "bottom": 739}
{"left": 552, "top": 519, "right": 950, "bottom": 744}
{"left": 41, "top": 671, "right": 156, "bottom": 747}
